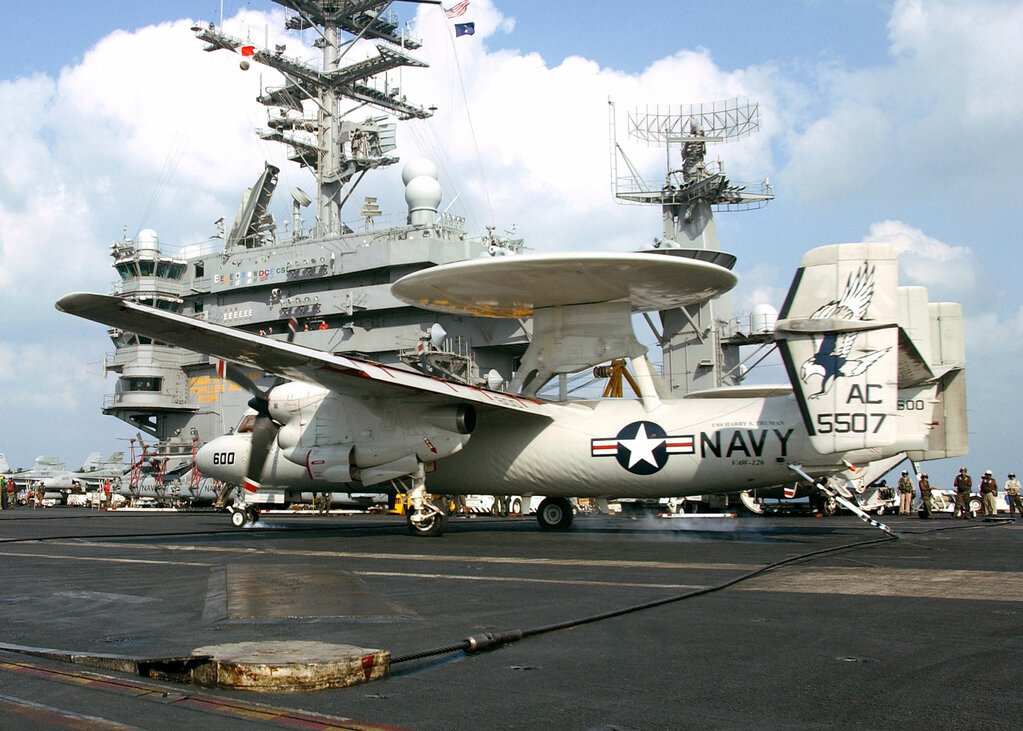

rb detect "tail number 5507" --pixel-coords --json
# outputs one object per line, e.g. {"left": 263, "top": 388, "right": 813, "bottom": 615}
{"left": 816, "top": 412, "right": 887, "bottom": 434}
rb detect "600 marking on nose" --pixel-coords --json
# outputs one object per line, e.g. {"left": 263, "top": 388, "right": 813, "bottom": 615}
{"left": 211, "top": 452, "right": 236, "bottom": 465}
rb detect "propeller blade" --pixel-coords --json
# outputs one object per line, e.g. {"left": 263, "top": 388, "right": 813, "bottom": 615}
{"left": 224, "top": 362, "right": 267, "bottom": 399}
{"left": 242, "top": 414, "right": 279, "bottom": 493}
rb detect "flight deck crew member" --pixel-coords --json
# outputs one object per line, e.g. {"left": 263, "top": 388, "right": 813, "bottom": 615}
{"left": 980, "top": 470, "right": 998, "bottom": 516}
{"left": 897, "top": 471, "right": 915, "bottom": 515}
{"left": 918, "top": 473, "right": 933, "bottom": 518}
{"left": 1006, "top": 473, "right": 1022, "bottom": 520}
{"left": 954, "top": 467, "right": 972, "bottom": 519}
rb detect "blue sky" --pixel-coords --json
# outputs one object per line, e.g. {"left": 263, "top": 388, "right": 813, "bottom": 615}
{"left": 1, "top": 0, "right": 1021, "bottom": 488}
{"left": 2, "top": 1, "right": 891, "bottom": 77}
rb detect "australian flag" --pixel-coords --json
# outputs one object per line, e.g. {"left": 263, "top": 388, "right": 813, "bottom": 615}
{"left": 455, "top": 22, "right": 475, "bottom": 37}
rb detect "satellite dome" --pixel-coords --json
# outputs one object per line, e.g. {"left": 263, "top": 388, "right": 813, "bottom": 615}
{"left": 136, "top": 228, "right": 159, "bottom": 252}
{"left": 750, "top": 303, "right": 778, "bottom": 335}
{"left": 402, "top": 157, "right": 438, "bottom": 186}
{"left": 405, "top": 175, "right": 442, "bottom": 220}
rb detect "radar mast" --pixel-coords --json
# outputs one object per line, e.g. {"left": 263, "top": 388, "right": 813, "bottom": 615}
{"left": 193, "top": 1, "right": 435, "bottom": 239}
{"left": 609, "top": 99, "right": 774, "bottom": 394}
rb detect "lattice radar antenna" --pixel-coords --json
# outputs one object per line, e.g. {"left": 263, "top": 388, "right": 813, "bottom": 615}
{"left": 609, "top": 98, "right": 774, "bottom": 213}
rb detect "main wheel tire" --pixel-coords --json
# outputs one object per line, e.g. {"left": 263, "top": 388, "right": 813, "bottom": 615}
{"left": 536, "top": 497, "right": 573, "bottom": 530}
{"left": 407, "top": 499, "right": 448, "bottom": 537}
{"left": 230, "top": 509, "right": 246, "bottom": 527}
{"left": 822, "top": 496, "right": 839, "bottom": 516}
{"left": 245, "top": 507, "right": 259, "bottom": 524}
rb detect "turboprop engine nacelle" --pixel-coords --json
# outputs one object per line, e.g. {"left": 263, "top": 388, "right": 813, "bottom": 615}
{"left": 196, "top": 397, "right": 478, "bottom": 489}
{"left": 287, "top": 445, "right": 353, "bottom": 483}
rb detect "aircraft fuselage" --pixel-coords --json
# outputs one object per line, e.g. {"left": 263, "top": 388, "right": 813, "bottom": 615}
{"left": 197, "top": 387, "right": 892, "bottom": 499}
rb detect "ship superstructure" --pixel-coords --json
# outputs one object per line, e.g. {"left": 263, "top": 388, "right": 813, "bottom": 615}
{"left": 104, "top": 1, "right": 527, "bottom": 451}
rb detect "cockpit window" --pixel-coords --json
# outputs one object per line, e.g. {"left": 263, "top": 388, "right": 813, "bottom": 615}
{"left": 236, "top": 414, "right": 257, "bottom": 434}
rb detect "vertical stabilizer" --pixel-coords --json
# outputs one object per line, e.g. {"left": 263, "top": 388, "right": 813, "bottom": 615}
{"left": 928, "top": 302, "right": 966, "bottom": 371}
{"left": 906, "top": 302, "right": 968, "bottom": 460}
{"left": 0, "top": 453, "right": 9, "bottom": 474}
{"left": 775, "top": 243, "right": 899, "bottom": 454}
{"left": 80, "top": 452, "right": 103, "bottom": 471}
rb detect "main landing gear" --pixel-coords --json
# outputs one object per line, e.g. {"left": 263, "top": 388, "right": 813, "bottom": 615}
{"left": 536, "top": 497, "right": 574, "bottom": 530}
{"left": 405, "top": 465, "right": 448, "bottom": 537}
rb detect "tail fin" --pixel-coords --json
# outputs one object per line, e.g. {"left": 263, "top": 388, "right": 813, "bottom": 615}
{"left": 775, "top": 243, "right": 899, "bottom": 454}
{"left": 80, "top": 451, "right": 103, "bottom": 471}
{"left": 904, "top": 302, "right": 968, "bottom": 460}
{"left": 0, "top": 453, "right": 9, "bottom": 474}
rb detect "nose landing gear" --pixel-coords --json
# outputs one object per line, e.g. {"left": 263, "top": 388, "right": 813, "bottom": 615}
{"left": 229, "top": 504, "right": 259, "bottom": 527}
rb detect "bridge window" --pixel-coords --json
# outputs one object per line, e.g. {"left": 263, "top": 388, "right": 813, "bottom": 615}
{"left": 122, "top": 377, "right": 162, "bottom": 392}
{"left": 115, "top": 263, "right": 138, "bottom": 280}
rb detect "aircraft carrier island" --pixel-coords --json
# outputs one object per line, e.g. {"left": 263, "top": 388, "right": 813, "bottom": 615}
{"left": 103, "top": 2, "right": 529, "bottom": 471}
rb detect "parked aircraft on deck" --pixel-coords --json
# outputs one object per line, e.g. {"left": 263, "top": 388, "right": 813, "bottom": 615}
{"left": 58, "top": 243, "right": 968, "bottom": 536}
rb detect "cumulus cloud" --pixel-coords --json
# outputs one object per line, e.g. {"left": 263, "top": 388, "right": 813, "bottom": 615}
{"left": 782, "top": 0, "right": 1023, "bottom": 208}
{"left": 862, "top": 219, "right": 976, "bottom": 298}
{"left": 405, "top": 1, "right": 772, "bottom": 251}
{"left": 0, "top": 0, "right": 1018, "bottom": 476}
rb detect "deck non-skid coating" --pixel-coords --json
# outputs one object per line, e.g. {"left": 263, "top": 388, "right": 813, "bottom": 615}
{"left": 218, "top": 563, "right": 412, "bottom": 619}
{"left": 2, "top": 509, "right": 1022, "bottom": 730}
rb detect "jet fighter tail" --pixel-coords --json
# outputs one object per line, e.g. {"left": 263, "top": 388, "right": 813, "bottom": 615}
{"left": 775, "top": 243, "right": 900, "bottom": 454}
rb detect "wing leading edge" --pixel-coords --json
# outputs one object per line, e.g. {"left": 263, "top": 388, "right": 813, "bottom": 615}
{"left": 56, "top": 293, "right": 548, "bottom": 416}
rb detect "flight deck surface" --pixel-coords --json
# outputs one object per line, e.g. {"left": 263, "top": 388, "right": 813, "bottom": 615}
{"left": 0, "top": 508, "right": 1020, "bottom": 729}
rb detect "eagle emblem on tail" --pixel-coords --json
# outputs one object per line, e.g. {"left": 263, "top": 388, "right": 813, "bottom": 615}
{"left": 799, "top": 262, "right": 892, "bottom": 399}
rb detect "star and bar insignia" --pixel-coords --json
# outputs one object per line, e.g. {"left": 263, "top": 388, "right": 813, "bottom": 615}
{"left": 591, "top": 421, "right": 695, "bottom": 475}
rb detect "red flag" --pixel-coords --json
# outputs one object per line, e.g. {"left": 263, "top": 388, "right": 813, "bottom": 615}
{"left": 240, "top": 45, "right": 254, "bottom": 57}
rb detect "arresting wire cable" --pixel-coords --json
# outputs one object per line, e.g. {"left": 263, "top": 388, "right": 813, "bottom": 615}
{"left": 392, "top": 516, "right": 1016, "bottom": 664}
{"left": 392, "top": 531, "right": 902, "bottom": 664}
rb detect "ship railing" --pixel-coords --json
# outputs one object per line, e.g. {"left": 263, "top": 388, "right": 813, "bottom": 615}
{"left": 159, "top": 238, "right": 225, "bottom": 259}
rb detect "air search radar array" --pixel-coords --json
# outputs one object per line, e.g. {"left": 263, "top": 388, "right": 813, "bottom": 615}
{"left": 609, "top": 98, "right": 773, "bottom": 214}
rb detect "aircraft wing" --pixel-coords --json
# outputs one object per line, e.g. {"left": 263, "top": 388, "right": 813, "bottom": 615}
{"left": 57, "top": 293, "right": 548, "bottom": 416}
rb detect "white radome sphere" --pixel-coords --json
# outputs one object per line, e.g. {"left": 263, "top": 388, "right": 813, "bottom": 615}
{"left": 404, "top": 175, "right": 442, "bottom": 211}
{"left": 402, "top": 157, "right": 438, "bottom": 186}
{"left": 136, "top": 228, "right": 159, "bottom": 251}
{"left": 750, "top": 303, "right": 779, "bottom": 334}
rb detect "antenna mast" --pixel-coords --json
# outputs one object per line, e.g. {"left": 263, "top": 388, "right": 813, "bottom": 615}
{"left": 192, "top": 1, "right": 434, "bottom": 239}
{"left": 609, "top": 98, "right": 774, "bottom": 394}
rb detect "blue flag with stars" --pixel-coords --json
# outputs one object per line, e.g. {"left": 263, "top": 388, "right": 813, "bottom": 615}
{"left": 455, "top": 22, "right": 475, "bottom": 37}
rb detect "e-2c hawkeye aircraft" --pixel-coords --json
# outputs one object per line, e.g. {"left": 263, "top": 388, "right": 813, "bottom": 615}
{"left": 57, "top": 242, "right": 967, "bottom": 536}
